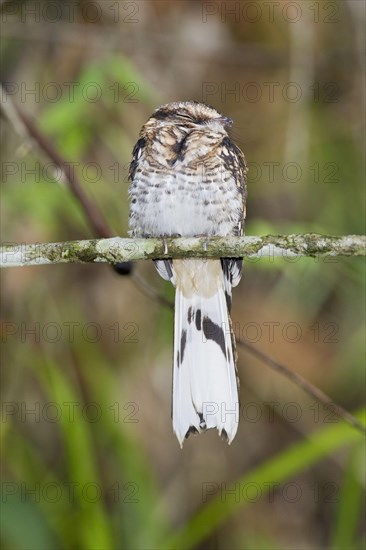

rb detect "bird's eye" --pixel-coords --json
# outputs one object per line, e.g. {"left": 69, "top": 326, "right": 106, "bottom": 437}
{"left": 178, "top": 113, "right": 193, "bottom": 120}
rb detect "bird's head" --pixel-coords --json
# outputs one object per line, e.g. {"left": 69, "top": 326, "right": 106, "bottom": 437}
{"left": 144, "top": 101, "right": 233, "bottom": 135}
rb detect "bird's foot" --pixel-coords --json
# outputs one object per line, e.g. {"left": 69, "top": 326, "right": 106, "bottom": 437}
{"left": 162, "top": 237, "right": 168, "bottom": 255}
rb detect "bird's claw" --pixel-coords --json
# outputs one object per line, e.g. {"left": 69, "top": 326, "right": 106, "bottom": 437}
{"left": 203, "top": 238, "right": 209, "bottom": 253}
{"left": 163, "top": 238, "right": 168, "bottom": 255}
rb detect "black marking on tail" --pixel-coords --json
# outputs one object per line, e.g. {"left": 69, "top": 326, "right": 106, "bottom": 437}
{"left": 202, "top": 316, "right": 226, "bottom": 358}
{"left": 198, "top": 412, "right": 207, "bottom": 430}
{"left": 195, "top": 309, "right": 202, "bottom": 331}
{"left": 221, "top": 429, "right": 229, "bottom": 442}
{"left": 224, "top": 290, "right": 232, "bottom": 310}
{"left": 185, "top": 426, "right": 199, "bottom": 438}
{"left": 180, "top": 329, "right": 187, "bottom": 364}
{"left": 187, "top": 306, "right": 193, "bottom": 324}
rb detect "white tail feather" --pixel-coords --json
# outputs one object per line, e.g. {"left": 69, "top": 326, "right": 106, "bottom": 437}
{"left": 172, "top": 260, "right": 239, "bottom": 446}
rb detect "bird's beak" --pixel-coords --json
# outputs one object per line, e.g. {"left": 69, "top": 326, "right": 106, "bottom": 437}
{"left": 219, "top": 116, "right": 233, "bottom": 128}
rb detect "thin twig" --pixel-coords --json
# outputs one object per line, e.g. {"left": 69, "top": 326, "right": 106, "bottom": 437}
{"left": 131, "top": 271, "right": 175, "bottom": 310}
{"left": 1, "top": 84, "right": 112, "bottom": 238}
{"left": 237, "top": 339, "right": 366, "bottom": 435}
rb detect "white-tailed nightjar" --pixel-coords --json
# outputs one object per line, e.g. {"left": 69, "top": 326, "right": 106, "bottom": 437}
{"left": 129, "top": 101, "right": 247, "bottom": 446}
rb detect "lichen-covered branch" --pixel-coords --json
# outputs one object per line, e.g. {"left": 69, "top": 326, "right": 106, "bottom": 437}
{"left": 1, "top": 234, "right": 365, "bottom": 268}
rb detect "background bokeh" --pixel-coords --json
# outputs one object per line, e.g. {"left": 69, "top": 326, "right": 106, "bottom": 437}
{"left": 1, "top": 1, "right": 365, "bottom": 549}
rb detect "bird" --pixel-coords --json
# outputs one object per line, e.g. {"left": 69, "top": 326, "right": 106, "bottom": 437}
{"left": 128, "top": 101, "right": 247, "bottom": 446}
